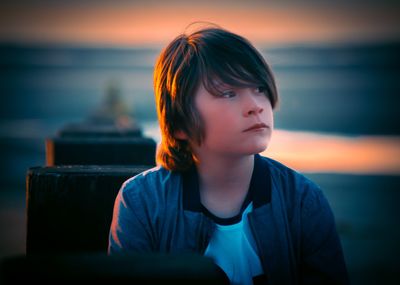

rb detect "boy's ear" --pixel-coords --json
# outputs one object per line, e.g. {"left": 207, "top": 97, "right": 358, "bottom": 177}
{"left": 174, "top": 130, "right": 188, "bottom": 140}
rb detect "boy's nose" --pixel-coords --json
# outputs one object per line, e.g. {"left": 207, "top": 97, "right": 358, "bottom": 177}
{"left": 246, "top": 106, "right": 263, "bottom": 116}
{"left": 243, "top": 94, "right": 264, "bottom": 117}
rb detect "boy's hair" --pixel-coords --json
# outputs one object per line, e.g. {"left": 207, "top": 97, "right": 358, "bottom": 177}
{"left": 153, "top": 25, "right": 278, "bottom": 171}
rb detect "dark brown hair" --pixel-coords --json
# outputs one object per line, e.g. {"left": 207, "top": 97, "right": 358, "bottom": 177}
{"left": 153, "top": 25, "right": 278, "bottom": 171}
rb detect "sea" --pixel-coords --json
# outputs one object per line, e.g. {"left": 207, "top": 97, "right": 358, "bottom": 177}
{"left": 0, "top": 41, "right": 399, "bottom": 284}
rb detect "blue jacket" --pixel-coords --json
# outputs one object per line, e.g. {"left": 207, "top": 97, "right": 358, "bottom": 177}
{"left": 109, "top": 154, "right": 349, "bottom": 285}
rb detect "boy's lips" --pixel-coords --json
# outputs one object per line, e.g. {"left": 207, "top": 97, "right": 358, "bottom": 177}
{"left": 243, "top": 123, "right": 269, "bottom": 132}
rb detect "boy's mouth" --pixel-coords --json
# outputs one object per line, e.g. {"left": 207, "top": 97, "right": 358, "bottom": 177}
{"left": 243, "top": 123, "right": 268, "bottom": 132}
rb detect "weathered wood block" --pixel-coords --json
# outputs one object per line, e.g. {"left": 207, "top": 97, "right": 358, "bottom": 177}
{"left": 45, "top": 121, "right": 157, "bottom": 166}
{"left": 26, "top": 165, "right": 151, "bottom": 254}
{"left": 46, "top": 137, "right": 157, "bottom": 166}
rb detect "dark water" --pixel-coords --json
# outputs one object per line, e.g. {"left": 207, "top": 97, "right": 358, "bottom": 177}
{"left": 0, "top": 42, "right": 399, "bottom": 284}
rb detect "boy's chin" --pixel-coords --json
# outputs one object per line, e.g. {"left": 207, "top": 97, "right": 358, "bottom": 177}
{"left": 243, "top": 144, "right": 269, "bottom": 155}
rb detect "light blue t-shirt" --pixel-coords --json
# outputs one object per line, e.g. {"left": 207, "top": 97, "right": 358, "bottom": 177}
{"left": 204, "top": 202, "right": 264, "bottom": 285}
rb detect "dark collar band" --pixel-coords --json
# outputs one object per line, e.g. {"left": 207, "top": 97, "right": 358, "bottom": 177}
{"left": 182, "top": 154, "right": 272, "bottom": 216}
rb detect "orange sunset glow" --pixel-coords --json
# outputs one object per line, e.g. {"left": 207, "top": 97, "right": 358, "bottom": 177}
{"left": 0, "top": 1, "right": 399, "bottom": 46}
{"left": 264, "top": 130, "right": 400, "bottom": 175}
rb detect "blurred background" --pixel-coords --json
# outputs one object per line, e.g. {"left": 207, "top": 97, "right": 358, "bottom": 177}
{"left": 0, "top": 0, "right": 399, "bottom": 284}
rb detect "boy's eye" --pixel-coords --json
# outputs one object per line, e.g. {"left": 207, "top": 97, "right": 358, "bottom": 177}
{"left": 221, "top": 90, "right": 236, "bottom": 98}
{"left": 256, "top": 86, "right": 267, "bottom": 93}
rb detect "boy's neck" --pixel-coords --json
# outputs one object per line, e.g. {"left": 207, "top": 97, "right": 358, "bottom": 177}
{"left": 195, "top": 154, "right": 255, "bottom": 218}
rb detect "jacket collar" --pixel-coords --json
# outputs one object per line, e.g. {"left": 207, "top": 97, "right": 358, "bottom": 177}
{"left": 182, "top": 154, "right": 271, "bottom": 212}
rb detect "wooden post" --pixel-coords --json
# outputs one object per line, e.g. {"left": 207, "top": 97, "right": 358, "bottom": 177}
{"left": 45, "top": 122, "right": 157, "bottom": 166}
{"left": 26, "top": 165, "right": 150, "bottom": 254}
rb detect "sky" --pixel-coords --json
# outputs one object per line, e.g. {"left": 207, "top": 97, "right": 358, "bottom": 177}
{"left": 0, "top": 0, "right": 399, "bottom": 47}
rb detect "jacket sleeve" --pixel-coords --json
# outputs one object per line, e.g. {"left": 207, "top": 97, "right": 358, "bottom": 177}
{"left": 299, "top": 183, "right": 349, "bottom": 285}
{"left": 108, "top": 179, "right": 154, "bottom": 254}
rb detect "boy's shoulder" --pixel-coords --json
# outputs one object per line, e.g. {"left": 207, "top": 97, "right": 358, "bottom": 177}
{"left": 259, "top": 155, "right": 329, "bottom": 217}
{"left": 123, "top": 165, "right": 170, "bottom": 185}
{"left": 119, "top": 165, "right": 180, "bottom": 198}
{"left": 258, "top": 154, "right": 321, "bottom": 193}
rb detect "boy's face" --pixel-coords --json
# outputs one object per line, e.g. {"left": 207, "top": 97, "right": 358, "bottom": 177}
{"left": 190, "top": 82, "right": 273, "bottom": 158}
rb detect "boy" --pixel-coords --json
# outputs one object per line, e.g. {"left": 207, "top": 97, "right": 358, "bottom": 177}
{"left": 108, "top": 25, "right": 349, "bottom": 285}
